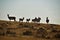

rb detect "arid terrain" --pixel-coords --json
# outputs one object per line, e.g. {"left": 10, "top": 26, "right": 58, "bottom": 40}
{"left": 0, "top": 20, "right": 60, "bottom": 40}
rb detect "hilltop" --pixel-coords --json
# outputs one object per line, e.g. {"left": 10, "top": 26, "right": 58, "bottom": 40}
{"left": 0, "top": 20, "right": 60, "bottom": 40}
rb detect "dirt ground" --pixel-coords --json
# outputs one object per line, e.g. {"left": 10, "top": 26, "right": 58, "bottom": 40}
{"left": 0, "top": 36, "right": 60, "bottom": 40}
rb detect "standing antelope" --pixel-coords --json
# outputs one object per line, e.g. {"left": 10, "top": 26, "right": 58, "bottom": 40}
{"left": 37, "top": 17, "right": 41, "bottom": 23}
{"left": 7, "top": 14, "right": 16, "bottom": 21}
{"left": 19, "top": 17, "right": 24, "bottom": 22}
{"left": 46, "top": 17, "right": 49, "bottom": 24}
{"left": 32, "top": 17, "right": 37, "bottom": 22}
{"left": 32, "top": 17, "right": 41, "bottom": 23}
{"left": 26, "top": 18, "right": 30, "bottom": 22}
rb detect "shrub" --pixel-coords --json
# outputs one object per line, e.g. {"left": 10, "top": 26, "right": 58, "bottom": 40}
{"left": 55, "top": 34, "right": 60, "bottom": 38}
{"left": 23, "top": 31, "right": 32, "bottom": 36}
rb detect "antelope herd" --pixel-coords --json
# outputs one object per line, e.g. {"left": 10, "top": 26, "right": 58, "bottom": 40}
{"left": 7, "top": 14, "right": 49, "bottom": 23}
{"left": 0, "top": 14, "right": 60, "bottom": 39}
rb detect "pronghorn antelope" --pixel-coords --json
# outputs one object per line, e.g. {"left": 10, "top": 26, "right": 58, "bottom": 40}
{"left": 19, "top": 17, "right": 24, "bottom": 22}
{"left": 46, "top": 17, "right": 49, "bottom": 24}
{"left": 7, "top": 14, "right": 16, "bottom": 21}
{"left": 32, "top": 17, "right": 41, "bottom": 23}
{"left": 26, "top": 18, "right": 30, "bottom": 22}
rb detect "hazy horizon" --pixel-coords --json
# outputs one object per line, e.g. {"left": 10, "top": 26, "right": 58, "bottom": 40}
{"left": 0, "top": 0, "right": 60, "bottom": 24}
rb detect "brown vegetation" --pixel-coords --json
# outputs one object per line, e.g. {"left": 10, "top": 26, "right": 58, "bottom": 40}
{"left": 0, "top": 20, "right": 60, "bottom": 40}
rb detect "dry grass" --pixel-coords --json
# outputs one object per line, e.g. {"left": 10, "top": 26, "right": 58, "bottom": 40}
{"left": 0, "top": 20, "right": 60, "bottom": 40}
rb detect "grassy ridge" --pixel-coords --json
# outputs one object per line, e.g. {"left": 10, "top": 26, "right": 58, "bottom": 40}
{"left": 0, "top": 20, "right": 60, "bottom": 40}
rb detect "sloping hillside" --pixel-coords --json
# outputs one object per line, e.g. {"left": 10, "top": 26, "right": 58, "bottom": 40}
{"left": 0, "top": 20, "right": 60, "bottom": 40}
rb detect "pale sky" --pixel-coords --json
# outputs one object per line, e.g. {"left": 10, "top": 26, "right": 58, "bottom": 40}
{"left": 0, "top": 0, "right": 60, "bottom": 24}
